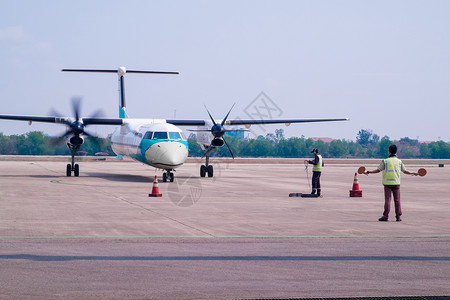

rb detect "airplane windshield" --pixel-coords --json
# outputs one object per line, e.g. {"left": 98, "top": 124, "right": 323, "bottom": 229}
{"left": 169, "top": 132, "right": 182, "bottom": 140}
{"left": 153, "top": 132, "right": 168, "bottom": 140}
{"left": 143, "top": 131, "right": 153, "bottom": 139}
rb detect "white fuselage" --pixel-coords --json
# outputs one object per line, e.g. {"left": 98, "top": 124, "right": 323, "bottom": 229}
{"left": 111, "top": 119, "right": 189, "bottom": 170}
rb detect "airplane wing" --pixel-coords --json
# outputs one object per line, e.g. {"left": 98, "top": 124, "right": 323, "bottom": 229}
{"left": 79, "top": 118, "right": 123, "bottom": 125}
{"left": 166, "top": 118, "right": 349, "bottom": 126}
{"left": 226, "top": 118, "right": 349, "bottom": 125}
{"left": 0, "top": 114, "right": 123, "bottom": 125}
{"left": 0, "top": 115, "right": 68, "bottom": 124}
{"left": 0, "top": 114, "right": 348, "bottom": 127}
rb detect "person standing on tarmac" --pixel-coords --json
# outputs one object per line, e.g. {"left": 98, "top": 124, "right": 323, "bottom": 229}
{"left": 305, "top": 149, "right": 324, "bottom": 196}
{"left": 364, "top": 144, "right": 419, "bottom": 222}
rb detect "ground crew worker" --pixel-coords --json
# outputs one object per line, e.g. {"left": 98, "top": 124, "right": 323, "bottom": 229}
{"left": 365, "top": 144, "right": 419, "bottom": 222}
{"left": 304, "top": 148, "right": 323, "bottom": 196}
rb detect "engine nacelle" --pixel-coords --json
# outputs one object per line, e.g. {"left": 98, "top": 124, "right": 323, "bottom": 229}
{"left": 68, "top": 135, "right": 84, "bottom": 146}
{"left": 211, "top": 137, "right": 224, "bottom": 147}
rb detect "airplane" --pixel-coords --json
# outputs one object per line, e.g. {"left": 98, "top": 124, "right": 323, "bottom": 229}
{"left": 0, "top": 67, "right": 349, "bottom": 182}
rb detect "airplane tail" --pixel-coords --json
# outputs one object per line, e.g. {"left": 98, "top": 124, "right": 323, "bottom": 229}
{"left": 118, "top": 67, "right": 127, "bottom": 118}
{"left": 62, "top": 67, "right": 179, "bottom": 119}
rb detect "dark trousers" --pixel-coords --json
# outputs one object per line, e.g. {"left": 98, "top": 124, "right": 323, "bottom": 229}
{"left": 311, "top": 171, "right": 321, "bottom": 195}
{"left": 383, "top": 185, "right": 401, "bottom": 218}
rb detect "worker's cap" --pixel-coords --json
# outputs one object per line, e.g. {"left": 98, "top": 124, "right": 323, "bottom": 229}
{"left": 311, "top": 148, "right": 318, "bottom": 154}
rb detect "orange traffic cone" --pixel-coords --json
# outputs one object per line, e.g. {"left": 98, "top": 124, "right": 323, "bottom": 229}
{"left": 349, "top": 172, "right": 362, "bottom": 197}
{"left": 149, "top": 175, "right": 162, "bottom": 197}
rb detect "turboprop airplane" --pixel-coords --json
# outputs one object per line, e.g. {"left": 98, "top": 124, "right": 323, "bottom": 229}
{"left": 0, "top": 67, "right": 349, "bottom": 182}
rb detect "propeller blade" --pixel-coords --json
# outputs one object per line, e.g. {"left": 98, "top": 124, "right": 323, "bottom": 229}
{"left": 71, "top": 97, "right": 82, "bottom": 122}
{"left": 61, "top": 129, "right": 73, "bottom": 138}
{"left": 222, "top": 137, "right": 235, "bottom": 159}
{"left": 82, "top": 130, "right": 94, "bottom": 137}
{"left": 204, "top": 105, "right": 217, "bottom": 126}
{"left": 221, "top": 103, "right": 235, "bottom": 126}
{"left": 49, "top": 108, "right": 70, "bottom": 125}
{"left": 49, "top": 130, "right": 71, "bottom": 146}
{"left": 88, "top": 108, "right": 105, "bottom": 119}
{"left": 49, "top": 137, "right": 60, "bottom": 147}
{"left": 48, "top": 108, "right": 64, "bottom": 118}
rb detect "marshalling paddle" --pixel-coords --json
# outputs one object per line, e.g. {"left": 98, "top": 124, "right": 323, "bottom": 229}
{"left": 418, "top": 168, "right": 427, "bottom": 176}
{"left": 358, "top": 166, "right": 367, "bottom": 175}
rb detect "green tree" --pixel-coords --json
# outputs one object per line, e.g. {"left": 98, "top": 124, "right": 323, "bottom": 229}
{"left": 377, "top": 136, "right": 392, "bottom": 157}
{"left": 313, "top": 140, "right": 329, "bottom": 157}
{"left": 275, "top": 129, "right": 285, "bottom": 141}
{"left": 419, "top": 143, "right": 431, "bottom": 158}
{"left": 356, "top": 129, "right": 373, "bottom": 145}
{"left": 329, "top": 139, "right": 349, "bottom": 157}
{"left": 357, "top": 129, "right": 379, "bottom": 146}
{"left": 429, "top": 141, "right": 450, "bottom": 159}
{"left": 187, "top": 138, "right": 203, "bottom": 157}
{"left": 400, "top": 137, "right": 419, "bottom": 146}
{"left": 26, "top": 131, "right": 50, "bottom": 155}
{"left": 0, "top": 133, "right": 17, "bottom": 154}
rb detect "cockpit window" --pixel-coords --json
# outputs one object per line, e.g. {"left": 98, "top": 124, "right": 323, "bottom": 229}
{"left": 153, "top": 131, "right": 168, "bottom": 140}
{"left": 143, "top": 131, "right": 153, "bottom": 139}
{"left": 169, "top": 132, "right": 182, "bottom": 140}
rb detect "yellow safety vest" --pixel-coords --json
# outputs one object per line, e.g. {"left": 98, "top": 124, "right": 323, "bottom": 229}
{"left": 312, "top": 155, "right": 323, "bottom": 172}
{"left": 382, "top": 157, "right": 402, "bottom": 185}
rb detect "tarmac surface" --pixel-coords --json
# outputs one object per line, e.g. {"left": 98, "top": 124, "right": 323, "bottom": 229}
{"left": 0, "top": 157, "right": 449, "bottom": 299}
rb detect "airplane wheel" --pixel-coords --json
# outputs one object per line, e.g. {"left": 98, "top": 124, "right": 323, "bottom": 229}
{"left": 169, "top": 172, "right": 174, "bottom": 182}
{"left": 66, "top": 164, "right": 72, "bottom": 177}
{"left": 207, "top": 165, "right": 213, "bottom": 177}
{"left": 74, "top": 164, "right": 79, "bottom": 177}
{"left": 163, "top": 172, "right": 167, "bottom": 182}
{"left": 200, "top": 165, "right": 206, "bottom": 177}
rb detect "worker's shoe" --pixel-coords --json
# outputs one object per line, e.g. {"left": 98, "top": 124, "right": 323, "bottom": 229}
{"left": 396, "top": 217, "right": 402, "bottom": 222}
{"left": 378, "top": 217, "right": 388, "bottom": 222}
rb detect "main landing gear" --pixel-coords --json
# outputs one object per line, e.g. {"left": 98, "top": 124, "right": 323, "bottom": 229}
{"left": 200, "top": 165, "right": 213, "bottom": 177}
{"left": 200, "top": 147, "right": 214, "bottom": 178}
{"left": 66, "top": 143, "right": 80, "bottom": 177}
{"left": 162, "top": 170, "right": 174, "bottom": 182}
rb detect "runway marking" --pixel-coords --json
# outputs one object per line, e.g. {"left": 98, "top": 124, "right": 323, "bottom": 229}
{"left": 1, "top": 254, "right": 449, "bottom": 261}
{"left": 50, "top": 180, "right": 101, "bottom": 187}
{"left": 100, "top": 193, "right": 215, "bottom": 237}
{"left": 1, "top": 234, "right": 450, "bottom": 239}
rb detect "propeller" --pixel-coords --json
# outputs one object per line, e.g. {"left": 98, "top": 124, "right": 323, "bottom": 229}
{"left": 197, "top": 103, "right": 246, "bottom": 159}
{"left": 52, "top": 97, "right": 103, "bottom": 146}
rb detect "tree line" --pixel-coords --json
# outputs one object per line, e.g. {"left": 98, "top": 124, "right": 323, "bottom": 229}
{"left": 0, "top": 129, "right": 449, "bottom": 159}
{"left": 189, "top": 129, "right": 449, "bottom": 159}
{"left": 0, "top": 132, "right": 111, "bottom": 156}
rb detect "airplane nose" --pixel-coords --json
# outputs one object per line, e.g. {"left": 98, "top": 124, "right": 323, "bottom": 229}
{"left": 145, "top": 141, "right": 188, "bottom": 168}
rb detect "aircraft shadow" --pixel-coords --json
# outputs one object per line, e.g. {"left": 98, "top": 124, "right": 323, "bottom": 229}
{"left": 84, "top": 172, "right": 201, "bottom": 183}
{"left": 0, "top": 175, "right": 60, "bottom": 179}
{"left": 84, "top": 172, "right": 153, "bottom": 183}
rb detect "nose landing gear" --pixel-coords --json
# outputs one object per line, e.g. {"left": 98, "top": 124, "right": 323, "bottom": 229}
{"left": 162, "top": 171, "right": 174, "bottom": 182}
{"left": 66, "top": 143, "right": 80, "bottom": 177}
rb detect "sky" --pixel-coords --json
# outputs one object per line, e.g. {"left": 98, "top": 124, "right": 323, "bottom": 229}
{"left": 1, "top": 0, "right": 449, "bottom": 142}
